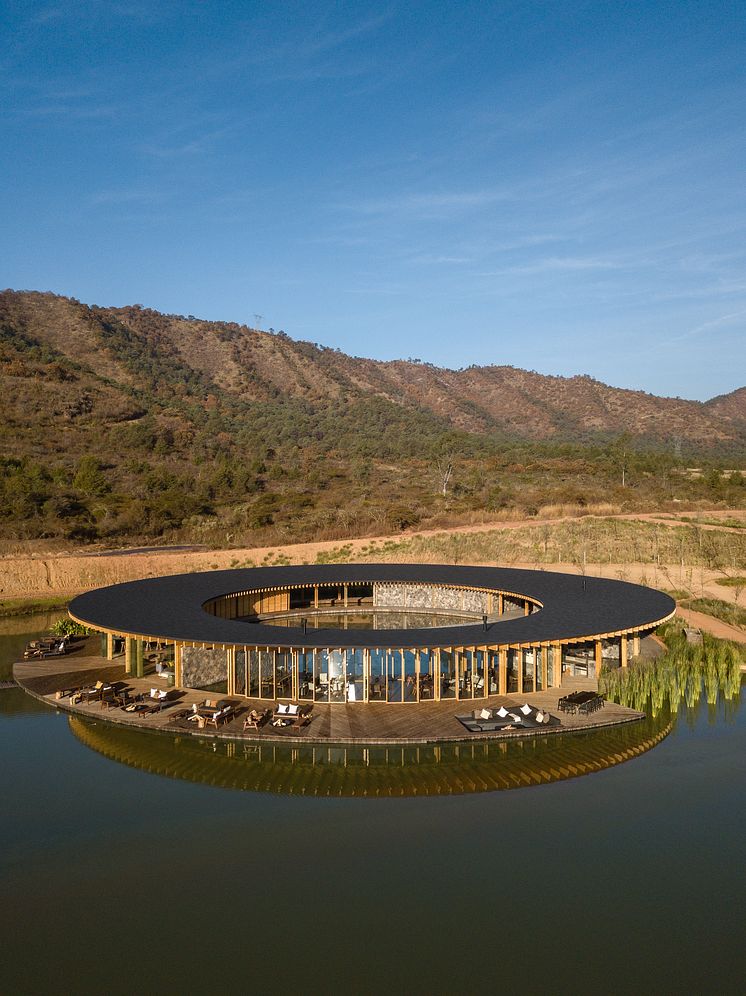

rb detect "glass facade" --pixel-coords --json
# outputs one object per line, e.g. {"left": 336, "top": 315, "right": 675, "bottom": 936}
{"left": 168, "top": 587, "right": 646, "bottom": 704}
{"left": 143, "top": 636, "right": 646, "bottom": 703}
{"left": 507, "top": 649, "right": 519, "bottom": 693}
{"left": 562, "top": 642, "right": 596, "bottom": 678}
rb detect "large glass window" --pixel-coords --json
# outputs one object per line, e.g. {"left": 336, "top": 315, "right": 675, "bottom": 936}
{"left": 275, "top": 651, "right": 292, "bottom": 699}
{"left": 535, "top": 648, "right": 544, "bottom": 691}
{"left": 458, "top": 650, "right": 473, "bottom": 699}
{"left": 328, "top": 650, "right": 345, "bottom": 702}
{"left": 235, "top": 649, "right": 247, "bottom": 696}
{"left": 522, "top": 649, "right": 535, "bottom": 694}
{"left": 403, "top": 650, "right": 417, "bottom": 701}
{"left": 315, "top": 650, "right": 329, "bottom": 702}
{"left": 260, "top": 651, "right": 274, "bottom": 698}
{"left": 418, "top": 650, "right": 434, "bottom": 699}
{"left": 474, "top": 650, "right": 485, "bottom": 697}
{"left": 386, "top": 650, "right": 403, "bottom": 702}
{"left": 440, "top": 649, "right": 456, "bottom": 699}
{"left": 507, "top": 649, "right": 519, "bottom": 693}
{"left": 488, "top": 651, "right": 500, "bottom": 694}
{"left": 248, "top": 650, "right": 260, "bottom": 697}
{"left": 298, "top": 651, "right": 314, "bottom": 700}
{"left": 546, "top": 647, "right": 555, "bottom": 688}
{"left": 370, "top": 649, "right": 386, "bottom": 700}
{"left": 345, "top": 649, "right": 365, "bottom": 701}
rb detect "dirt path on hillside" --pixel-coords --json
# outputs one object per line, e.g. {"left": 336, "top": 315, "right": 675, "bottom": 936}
{"left": 1, "top": 508, "right": 743, "bottom": 601}
{"left": 675, "top": 608, "right": 746, "bottom": 645}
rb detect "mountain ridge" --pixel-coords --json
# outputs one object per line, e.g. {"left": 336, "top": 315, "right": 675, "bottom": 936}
{"left": 3, "top": 289, "right": 744, "bottom": 447}
{"left": 1, "top": 288, "right": 744, "bottom": 546}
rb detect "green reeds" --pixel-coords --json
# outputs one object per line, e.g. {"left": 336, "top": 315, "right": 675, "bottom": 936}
{"left": 599, "top": 631, "right": 743, "bottom": 718}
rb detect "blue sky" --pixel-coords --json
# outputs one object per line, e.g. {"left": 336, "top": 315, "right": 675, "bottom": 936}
{"left": 2, "top": 1, "right": 745, "bottom": 400}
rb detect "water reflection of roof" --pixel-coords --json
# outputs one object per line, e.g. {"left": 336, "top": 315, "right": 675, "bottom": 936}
{"left": 69, "top": 564, "right": 675, "bottom": 649}
{"left": 69, "top": 712, "right": 673, "bottom": 797}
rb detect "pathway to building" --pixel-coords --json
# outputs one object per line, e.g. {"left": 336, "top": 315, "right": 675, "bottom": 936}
{"left": 675, "top": 607, "right": 746, "bottom": 645}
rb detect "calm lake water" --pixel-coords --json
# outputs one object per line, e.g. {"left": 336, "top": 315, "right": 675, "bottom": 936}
{"left": 1, "top": 617, "right": 744, "bottom": 995}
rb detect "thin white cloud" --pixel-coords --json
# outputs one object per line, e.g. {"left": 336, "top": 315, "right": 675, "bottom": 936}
{"left": 674, "top": 307, "right": 746, "bottom": 342}
{"left": 480, "top": 257, "right": 621, "bottom": 277}
{"left": 339, "top": 187, "right": 515, "bottom": 217}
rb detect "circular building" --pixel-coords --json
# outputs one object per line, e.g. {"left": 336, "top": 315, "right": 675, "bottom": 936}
{"left": 69, "top": 564, "right": 675, "bottom": 704}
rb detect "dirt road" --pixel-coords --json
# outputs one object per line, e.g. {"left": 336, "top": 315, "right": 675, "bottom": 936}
{"left": 674, "top": 608, "right": 746, "bottom": 645}
{"left": 1, "top": 508, "right": 743, "bottom": 603}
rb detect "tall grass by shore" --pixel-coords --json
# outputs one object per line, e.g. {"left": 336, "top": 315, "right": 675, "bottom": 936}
{"left": 600, "top": 626, "right": 743, "bottom": 716}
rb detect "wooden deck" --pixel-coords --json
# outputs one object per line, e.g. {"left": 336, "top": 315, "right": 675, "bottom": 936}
{"left": 14, "top": 652, "right": 645, "bottom": 746}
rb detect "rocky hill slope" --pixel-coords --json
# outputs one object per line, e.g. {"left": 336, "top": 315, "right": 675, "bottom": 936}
{"left": 2, "top": 289, "right": 744, "bottom": 447}
{"left": 1, "top": 289, "right": 744, "bottom": 546}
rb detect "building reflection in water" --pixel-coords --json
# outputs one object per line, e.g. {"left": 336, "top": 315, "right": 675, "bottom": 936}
{"left": 69, "top": 713, "right": 673, "bottom": 798}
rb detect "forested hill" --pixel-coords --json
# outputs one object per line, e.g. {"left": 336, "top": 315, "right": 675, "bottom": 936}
{"left": 1, "top": 289, "right": 744, "bottom": 545}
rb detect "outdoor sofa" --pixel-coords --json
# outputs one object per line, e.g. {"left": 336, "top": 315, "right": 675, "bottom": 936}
{"left": 271, "top": 702, "right": 313, "bottom": 729}
{"left": 456, "top": 702, "right": 555, "bottom": 734}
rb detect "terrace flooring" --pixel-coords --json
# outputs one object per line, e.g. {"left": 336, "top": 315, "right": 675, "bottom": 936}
{"left": 14, "top": 647, "right": 644, "bottom": 745}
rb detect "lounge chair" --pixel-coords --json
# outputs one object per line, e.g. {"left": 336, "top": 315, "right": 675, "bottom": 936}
{"left": 204, "top": 701, "right": 237, "bottom": 728}
{"left": 54, "top": 686, "right": 81, "bottom": 701}
{"left": 243, "top": 708, "right": 271, "bottom": 731}
{"left": 72, "top": 680, "right": 110, "bottom": 704}
{"left": 101, "top": 683, "right": 131, "bottom": 709}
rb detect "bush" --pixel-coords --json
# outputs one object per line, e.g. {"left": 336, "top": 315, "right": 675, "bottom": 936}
{"left": 52, "top": 617, "right": 89, "bottom": 637}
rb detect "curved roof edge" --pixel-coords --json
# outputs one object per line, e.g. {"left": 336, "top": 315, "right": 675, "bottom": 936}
{"left": 69, "top": 564, "right": 675, "bottom": 649}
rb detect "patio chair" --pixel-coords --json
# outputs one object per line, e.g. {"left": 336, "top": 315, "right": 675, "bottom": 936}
{"left": 74, "top": 680, "right": 108, "bottom": 704}
{"left": 290, "top": 704, "right": 313, "bottom": 729}
{"left": 271, "top": 702, "right": 312, "bottom": 728}
{"left": 243, "top": 708, "right": 270, "bottom": 730}
{"left": 55, "top": 686, "right": 81, "bottom": 701}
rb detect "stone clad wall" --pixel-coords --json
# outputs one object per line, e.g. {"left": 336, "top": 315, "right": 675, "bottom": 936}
{"left": 373, "top": 583, "right": 488, "bottom": 613}
{"left": 181, "top": 647, "right": 228, "bottom": 689}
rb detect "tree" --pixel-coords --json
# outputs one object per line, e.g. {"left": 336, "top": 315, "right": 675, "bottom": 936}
{"left": 607, "top": 432, "right": 632, "bottom": 487}
{"left": 435, "top": 456, "right": 454, "bottom": 497}
{"left": 73, "top": 456, "right": 110, "bottom": 498}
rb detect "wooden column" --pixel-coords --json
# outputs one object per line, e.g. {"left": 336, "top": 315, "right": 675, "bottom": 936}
{"left": 632, "top": 634, "right": 640, "bottom": 658}
{"left": 343, "top": 584, "right": 348, "bottom": 608}
{"left": 620, "top": 635, "right": 628, "bottom": 669}
{"left": 227, "top": 647, "right": 236, "bottom": 695}
{"left": 542, "top": 646, "right": 548, "bottom": 690}
{"left": 594, "top": 640, "right": 603, "bottom": 679}
{"left": 124, "top": 637, "right": 133, "bottom": 675}
{"left": 552, "top": 644, "right": 561, "bottom": 687}
{"left": 106, "top": 632, "right": 114, "bottom": 660}
{"left": 135, "top": 639, "right": 144, "bottom": 678}
{"left": 173, "top": 643, "right": 182, "bottom": 687}
{"left": 524, "top": 601, "right": 530, "bottom": 616}
{"left": 498, "top": 593, "right": 504, "bottom": 615}
{"left": 314, "top": 585, "right": 319, "bottom": 609}
{"left": 499, "top": 648, "right": 507, "bottom": 695}
{"left": 517, "top": 649, "right": 524, "bottom": 693}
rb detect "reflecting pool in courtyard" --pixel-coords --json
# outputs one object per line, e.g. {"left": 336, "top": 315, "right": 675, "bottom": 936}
{"left": 260, "top": 608, "right": 478, "bottom": 629}
{"left": 1, "top": 616, "right": 744, "bottom": 995}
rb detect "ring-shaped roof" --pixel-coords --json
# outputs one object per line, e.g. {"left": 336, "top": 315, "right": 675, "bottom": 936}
{"left": 69, "top": 564, "right": 675, "bottom": 649}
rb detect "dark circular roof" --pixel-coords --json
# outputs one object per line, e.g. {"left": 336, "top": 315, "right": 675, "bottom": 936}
{"left": 69, "top": 564, "right": 675, "bottom": 649}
